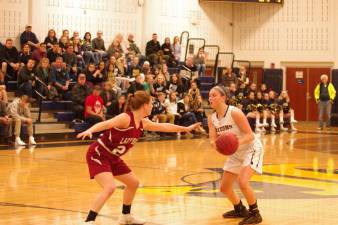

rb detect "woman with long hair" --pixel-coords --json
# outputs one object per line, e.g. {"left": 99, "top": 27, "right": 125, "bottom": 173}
{"left": 78, "top": 91, "right": 200, "bottom": 224}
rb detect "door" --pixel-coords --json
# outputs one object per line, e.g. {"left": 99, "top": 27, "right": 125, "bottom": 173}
{"left": 286, "top": 67, "right": 331, "bottom": 121}
{"left": 308, "top": 68, "right": 331, "bottom": 121}
{"left": 286, "top": 68, "right": 307, "bottom": 121}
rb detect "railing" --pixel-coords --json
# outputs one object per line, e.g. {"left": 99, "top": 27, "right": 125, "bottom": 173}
{"left": 204, "top": 45, "right": 220, "bottom": 77}
{"left": 215, "top": 52, "right": 235, "bottom": 84}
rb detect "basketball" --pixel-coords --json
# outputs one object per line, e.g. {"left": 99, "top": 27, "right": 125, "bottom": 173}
{"left": 215, "top": 133, "right": 239, "bottom": 155}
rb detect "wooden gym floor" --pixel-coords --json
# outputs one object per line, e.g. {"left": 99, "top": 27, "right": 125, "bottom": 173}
{"left": 0, "top": 122, "right": 337, "bottom": 225}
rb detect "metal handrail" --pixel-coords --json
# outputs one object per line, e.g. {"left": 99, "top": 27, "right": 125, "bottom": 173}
{"left": 215, "top": 52, "right": 235, "bottom": 84}
{"left": 184, "top": 38, "right": 206, "bottom": 62}
{"left": 204, "top": 44, "right": 220, "bottom": 77}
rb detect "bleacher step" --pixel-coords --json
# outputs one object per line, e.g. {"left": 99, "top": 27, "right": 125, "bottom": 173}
{"left": 35, "top": 122, "right": 69, "bottom": 130}
{"left": 35, "top": 128, "right": 74, "bottom": 134}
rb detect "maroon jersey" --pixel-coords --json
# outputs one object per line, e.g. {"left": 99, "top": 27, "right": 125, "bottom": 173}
{"left": 97, "top": 111, "right": 143, "bottom": 157}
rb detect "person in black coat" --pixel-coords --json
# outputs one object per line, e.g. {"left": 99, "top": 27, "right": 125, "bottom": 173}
{"left": 145, "top": 33, "right": 161, "bottom": 65}
{"left": 106, "top": 95, "right": 126, "bottom": 119}
{"left": 71, "top": 73, "right": 92, "bottom": 120}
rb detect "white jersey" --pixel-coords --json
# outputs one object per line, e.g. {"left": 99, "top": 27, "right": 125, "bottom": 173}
{"left": 211, "top": 105, "right": 264, "bottom": 174}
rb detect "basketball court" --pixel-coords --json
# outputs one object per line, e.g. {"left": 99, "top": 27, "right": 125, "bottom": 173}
{"left": 0, "top": 122, "right": 337, "bottom": 225}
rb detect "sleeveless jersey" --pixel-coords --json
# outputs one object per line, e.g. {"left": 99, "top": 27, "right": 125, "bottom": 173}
{"left": 211, "top": 105, "right": 258, "bottom": 151}
{"left": 97, "top": 111, "right": 143, "bottom": 157}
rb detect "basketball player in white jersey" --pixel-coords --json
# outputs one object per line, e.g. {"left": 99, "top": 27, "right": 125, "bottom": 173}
{"left": 208, "top": 86, "right": 263, "bottom": 225}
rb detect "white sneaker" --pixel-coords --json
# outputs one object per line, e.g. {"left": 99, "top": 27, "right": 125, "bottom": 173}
{"left": 255, "top": 127, "right": 262, "bottom": 133}
{"left": 280, "top": 126, "right": 288, "bottom": 131}
{"left": 290, "top": 119, "right": 298, "bottom": 123}
{"left": 29, "top": 136, "right": 37, "bottom": 145}
{"left": 117, "top": 214, "right": 146, "bottom": 225}
{"left": 271, "top": 123, "right": 277, "bottom": 128}
{"left": 15, "top": 137, "right": 26, "bottom": 146}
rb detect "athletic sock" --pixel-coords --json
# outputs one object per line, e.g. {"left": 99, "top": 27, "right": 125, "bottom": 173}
{"left": 249, "top": 201, "right": 258, "bottom": 212}
{"left": 234, "top": 200, "right": 244, "bottom": 211}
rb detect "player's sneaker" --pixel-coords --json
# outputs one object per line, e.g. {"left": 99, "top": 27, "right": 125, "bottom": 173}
{"left": 239, "top": 210, "right": 262, "bottom": 225}
{"left": 15, "top": 137, "right": 26, "bottom": 146}
{"left": 118, "top": 214, "right": 146, "bottom": 225}
{"left": 223, "top": 206, "right": 249, "bottom": 218}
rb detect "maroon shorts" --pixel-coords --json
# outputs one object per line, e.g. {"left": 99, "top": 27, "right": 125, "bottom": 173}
{"left": 86, "top": 142, "right": 131, "bottom": 179}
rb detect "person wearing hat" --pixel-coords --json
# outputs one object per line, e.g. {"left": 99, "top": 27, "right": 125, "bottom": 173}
{"left": 314, "top": 74, "right": 336, "bottom": 130}
{"left": 20, "top": 25, "right": 39, "bottom": 50}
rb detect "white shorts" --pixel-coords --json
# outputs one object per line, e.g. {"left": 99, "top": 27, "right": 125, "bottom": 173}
{"left": 223, "top": 137, "right": 264, "bottom": 175}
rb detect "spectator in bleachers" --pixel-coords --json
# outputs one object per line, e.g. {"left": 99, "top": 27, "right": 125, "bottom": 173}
{"left": 161, "top": 37, "right": 174, "bottom": 66}
{"left": 238, "top": 66, "right": 249, "bottom": 85}
{"left": 116, "top": 56, "right": 127, "bottom": 76}
{"left": 152, "top": 92, "right": 174, "bottom": 124}
{"left": 72, "top": 36, "right": 85, "bottom": 69}
{"left": 85, "top": 62, "right": 105, "bottom": 86}
{"left": 62, "top": 45, "right": 78, "bottom": 80}
{"left": 106, "top": 63, "right": 122, "bottom": 97}
{"left": 164, "top": 92, "right": 179, "bottom": 120}
{"left": 143, "top": 74, "right": 155, "bottom": 96}
{"left": 171, "top": 36, "right": 181, "bottom": 63}
{"left": 177, "top": 94, "right": 199, "bottom": 133}
{"left": 0, "top": 39, "right": 20, "bottom": 81}
{"left": 248, "top": 82, "right": 257, "bottom": 94}
{"left": 191, "top": 95, "right": 206, "bottom": 132}
{"left": 221, "top": 67, "right": 237, "bottom": 87}
{"left": 62, "top": 29, "right": 70, "bottom": 39}
{"left": 167, "top": 73, "right": 183, "bottom": 98}
{"left": 51, "top": 57, "right": 70, "bottom": 100}
{"left": 0, "top": 90, "right": 11, "bottom": 143}
{"left": 107, "top": 38, "right": 123, "bottom": 59}
{"left": 145, "top": 33, "right": 161, "bottom": 65}
{"left": 0, "top": 85, "right": 8, "bottom": 104}
{"left": 106, "top": 94, "right": 126, "bottom": 119}
{"left": 188, "top": 81, "right": 201, "bottom": 102}
{"left": 7, "top": 95, "right": 36, "bottom": 146}
{"left": 161, "top": 64, "right": 170, "bottom": 81}
{"left": 193, "top": 48, "right": 206, "bottom": 78}
{"left": 260, "top": 83, "right": 268, "bottom": 94}
{"left": 20, "top": 25, "right": 39, "bottom": 50}
{"left": 70, "top": 31, "right": 81, "bottom": 44}
{"left": 127, "top": 74, "right": 145, "bottom": 94}
{"left": 18, "top": 43, "right": 31, "bottom": 66}
{"left": 17, "top": 59, "right": 36, "bottom": 97}
{"left": 82, "top": 32, "right": 99, "bottom": 65}
{"left": 101, "top": 81, "right": 117, "bottom": 109}
{"left": 47, "top": 43, "right": 62, "bottom": 63}
{"left": 105, "top": 56, "right": 121, "bottom": 75}
{"left": 180, "top": 57, "right": 198, "bottom": 91}
{"left": 153, "top": 73, "right": 167, "bottom": 94}
{"left": 44, "top": 29, "right": 58, "bottom": 49}
{"left": 236, "top": 80, "right": 248, "bottom": 98}
{"left": 126, "top": 56, "right": 141, "bottom": 77}
{"left": 92, "top": 31, "right": 107, "bottom": 61}
{"left": 142, "top": 61, "right": 151, "bottom": 75}
{"left": 71, "top": 73, "right": 91, "bottom": 121}
{"left": 84, "top": 85, "right": 105, "bottom": 125}
{"left": 31, "top": 43, "right": 47, "bottom": 62}
{"left": 35, "top": 57, "right": 58, "bottom": 100}
{"left": 59, "top": 35, "right": 70, "bottom": 52}
{"left": 127, "top": 34, "right": 142, "bottom": 57}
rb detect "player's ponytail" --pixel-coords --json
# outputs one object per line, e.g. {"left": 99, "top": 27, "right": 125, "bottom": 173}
{"left": 125, "top": 91, "right": 151, "bottom": 111}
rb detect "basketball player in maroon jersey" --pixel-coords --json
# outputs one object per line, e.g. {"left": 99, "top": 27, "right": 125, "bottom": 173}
{"left": 208, "top": 86, "right": 263, "bottom": 225}
{"left": 78, "top": 91, "right": 201, "bottom": 224}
